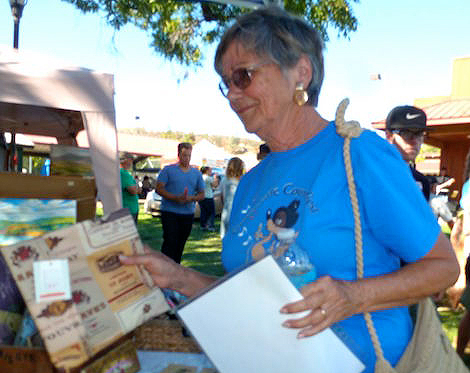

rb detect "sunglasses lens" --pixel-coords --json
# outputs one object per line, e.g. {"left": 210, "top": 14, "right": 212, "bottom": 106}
{"left": 232, "top": 68, "right": 251, "bottom": 90}
{"left": 396, "top": 130, "right": 425, "bottom": 141}
{"left": 219, "top": 65, "right": 259, "bottom": 97}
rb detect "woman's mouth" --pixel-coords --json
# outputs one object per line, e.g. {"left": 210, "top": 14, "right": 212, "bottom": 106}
{"left": 234, "top": 103, "right": 255, "bottom": 115}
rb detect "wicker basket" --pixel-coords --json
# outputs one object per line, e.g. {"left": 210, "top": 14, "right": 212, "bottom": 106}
{"left": 134, "top": 316, "right": 202, "bottom": 353}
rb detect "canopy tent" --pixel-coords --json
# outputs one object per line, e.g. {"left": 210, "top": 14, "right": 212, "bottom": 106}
{"left": 0, "top": 45, "right": 121, "bottom": 215}
{"left": 191, "top": 139, "right": 232, "bottom": 167}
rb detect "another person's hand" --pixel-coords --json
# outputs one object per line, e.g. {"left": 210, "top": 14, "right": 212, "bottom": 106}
{"left": 280, "top": 276, "right": 358, "bottom": 338}
{"left": 119, "top": 247, "right": 183, "bottom": 290}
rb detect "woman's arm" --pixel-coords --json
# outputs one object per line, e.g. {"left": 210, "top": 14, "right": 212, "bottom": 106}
{"left": 119, "top": 248, "right": 218, "bottom": 297}
{"left": 347, "top": 232, "right": 458, "bottom": 311}
{"left": 280, "top": 232, "right": 459, "bottom": 338}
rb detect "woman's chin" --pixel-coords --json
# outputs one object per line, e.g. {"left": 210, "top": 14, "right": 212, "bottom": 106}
{"left": 239, "top": 120, "right": 256, "bottom": 134}
{"left": 240, "top": 117, "right": 261, "bottom": 135}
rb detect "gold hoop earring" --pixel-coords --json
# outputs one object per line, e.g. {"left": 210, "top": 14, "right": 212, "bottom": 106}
{"left": 293, "top": 82, "right": 308, "bottom": 106}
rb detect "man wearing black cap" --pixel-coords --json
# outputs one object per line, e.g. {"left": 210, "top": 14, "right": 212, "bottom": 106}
{"left": 385, "top": 105, "right": 431, "bottom": 201}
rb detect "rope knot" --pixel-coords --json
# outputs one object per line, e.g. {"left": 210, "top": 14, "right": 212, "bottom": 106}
{"left": 335, "top": 98, "right": 363, "bottom": 138}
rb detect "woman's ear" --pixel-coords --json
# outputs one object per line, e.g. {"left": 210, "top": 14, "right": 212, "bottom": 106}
{"left": 295, "top": 54, "right": 313, "bottom": 86}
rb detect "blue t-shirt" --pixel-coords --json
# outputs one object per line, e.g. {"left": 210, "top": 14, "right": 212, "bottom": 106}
{"left": 460, "top": 180, "right": 469, "bottom": 208}
{"left": 222, "top": 122, "right": 440, "bottom": 373}
{"left": 157, "top": 164, "right": 204, "bottom": 215}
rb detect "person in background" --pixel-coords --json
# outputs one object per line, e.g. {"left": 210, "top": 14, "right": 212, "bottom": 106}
{"left": 437, "top": 166, "right": 456, "bottom": 197}
{"left": 220, "top": 157, "right": 244, "bottom": 239}
{"left": 429, "top": 176, "right": 455, "bottom": 231}
{"left": 120, "top": 7, "right": 459, "bottom": 372}
{"left": 120, "top": 152, "right": 140, "bottom": 223}
{"left": 456, "top": 150, "right": 470, "bottom": 356}
{"left": 257, "top": 143, "right": 271, "bottom": 161}
{"left": 385, "top": 105, "right": 431, "bottom": 201}
{"left": 156, "top": 142, "right": 205, "bottom": 263}
{"left": 140, "top": 175, "right": 152, "bottom": 198}
{"left": 40, "top": 158, "right": 50, "bottom": 176}
{"left": 199, "top": 166, "right": 218, "bottom": 232}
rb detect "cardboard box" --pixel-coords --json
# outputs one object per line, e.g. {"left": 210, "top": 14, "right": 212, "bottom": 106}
{"left": 0, "top": 173, "right": 96, "bottom": 222}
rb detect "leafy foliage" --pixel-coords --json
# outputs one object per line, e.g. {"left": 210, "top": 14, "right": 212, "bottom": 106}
{"left": 415, "top": 143, "right": 441, "bottom": 163}
{"left": 62, "top": 0, "right": 358, "bottom": 65}
{"left": 22, "top": 155, "right": 48, "bottom": 175}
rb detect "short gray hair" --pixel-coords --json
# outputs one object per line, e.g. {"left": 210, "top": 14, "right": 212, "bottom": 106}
{"left": 214, "top": 6, "right": 324, "bottom": 107}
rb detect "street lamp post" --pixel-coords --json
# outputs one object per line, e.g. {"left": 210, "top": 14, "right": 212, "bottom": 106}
{"left": 9, "top": 0, "right": 27, "bottom": 49}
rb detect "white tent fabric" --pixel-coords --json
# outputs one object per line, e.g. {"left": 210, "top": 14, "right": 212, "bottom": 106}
{"left": 191, "top": 139, "right": 232, "bottom": 167}
{"left": 0, "top": 45, "right": 121, "bottom": 214}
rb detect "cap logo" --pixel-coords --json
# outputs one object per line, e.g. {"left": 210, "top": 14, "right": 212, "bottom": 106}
{"left": 406, "top": 113, "right": 421, "bottom": 120}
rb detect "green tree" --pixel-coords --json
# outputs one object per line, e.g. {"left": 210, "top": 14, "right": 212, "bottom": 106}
{"left": 62, "top": 0, "right": 358, "bottom": 66}
{"left": 182, "top": 132, "right": 196, "bottom": 143}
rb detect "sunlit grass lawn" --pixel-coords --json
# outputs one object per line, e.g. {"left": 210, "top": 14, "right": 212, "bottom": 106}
{"left": 127, "top": 205, "right": 470, "bottom": 367}
{"left": 440, "top": 307, "right": 462, "bottom": 344}
{"left": 137, "top": 208, "right": 225, "bottom": 277}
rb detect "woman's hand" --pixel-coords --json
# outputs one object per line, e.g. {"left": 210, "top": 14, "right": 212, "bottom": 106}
{"left": 119, "top": 246, "right": 184, "bottom": 291}
{"left": 119, "top": 246, "right": 218, "bottom": 297}
{"left": 280, "top": 276, "right": 359, "bottom": 338}
{"left": 280, "top": 232, "right": 460, "bottom": 339}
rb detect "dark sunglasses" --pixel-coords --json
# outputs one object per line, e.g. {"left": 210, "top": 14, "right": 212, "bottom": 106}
{"left": 219, "top": 63, "right": 269, "bottom": 97}
{"left": 391, "top": 129, "right": 426, "bottom": 141}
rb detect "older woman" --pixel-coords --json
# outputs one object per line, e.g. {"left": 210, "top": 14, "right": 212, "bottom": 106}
{"left": 121, "top": 6, "right": 459, "bottom": 372}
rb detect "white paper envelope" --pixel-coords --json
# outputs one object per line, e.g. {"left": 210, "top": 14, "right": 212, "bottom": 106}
{"left": 177, "top": 255, "right": 365, "bottom": 373}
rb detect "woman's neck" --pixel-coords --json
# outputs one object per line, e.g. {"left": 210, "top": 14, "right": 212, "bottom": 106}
{"left": 263, "top": 107, "right": 329, "bottom": 152}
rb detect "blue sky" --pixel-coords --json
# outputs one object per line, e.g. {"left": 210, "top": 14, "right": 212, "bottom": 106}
{"left": 0, "top": 0, "right": 469, "bottom": 139}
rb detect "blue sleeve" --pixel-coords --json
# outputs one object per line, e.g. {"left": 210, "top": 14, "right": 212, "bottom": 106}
{"left": 157, "top": 166, "right": 169, "bottom": 184}
{"left": 461, "top": 180, "right": 469, "bottom": 208}
{"left": 351, "top": 131, "right": 440, "bottom": 263}
{"left": 196, "top": 172, "right": 204, "bottom": 193}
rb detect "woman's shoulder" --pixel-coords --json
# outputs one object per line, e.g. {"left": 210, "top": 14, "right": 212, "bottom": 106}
{"left": 239, "top": 162, "right": 263, "bottom": 183}
{"left": 352, "top": 128, "right": 403, "bottom": 161}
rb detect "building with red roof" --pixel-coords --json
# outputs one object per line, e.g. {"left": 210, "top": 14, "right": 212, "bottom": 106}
{"left": 372, "top": 57, "right": 470, "bottom": 199}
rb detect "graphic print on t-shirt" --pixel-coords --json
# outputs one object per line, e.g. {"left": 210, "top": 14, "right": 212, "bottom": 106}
{"left": 250, "top": 199, "right": 301, "bottom": 261}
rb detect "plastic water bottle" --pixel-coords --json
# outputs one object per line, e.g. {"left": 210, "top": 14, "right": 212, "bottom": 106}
{"left": 275, "top": 241, "right": 316, "bottom": 289}
{"left": 275, "top": 242, "right": 366, "bottom": 365}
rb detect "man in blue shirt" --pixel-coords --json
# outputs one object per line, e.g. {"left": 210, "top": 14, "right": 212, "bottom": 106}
{"left": 156, "top": 143, "right": 205, "bottom": 263}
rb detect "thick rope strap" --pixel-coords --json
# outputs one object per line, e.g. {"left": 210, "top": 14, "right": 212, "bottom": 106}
{"left": 335, "top": 99, "right": 394, "bottom": 372}
{"left": 335, "top": 98, "right": 363, "bottom": 139}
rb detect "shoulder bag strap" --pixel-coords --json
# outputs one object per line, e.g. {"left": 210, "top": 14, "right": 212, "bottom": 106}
{"left": 335, "top": 99, "right": 395, "bottom": 373}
